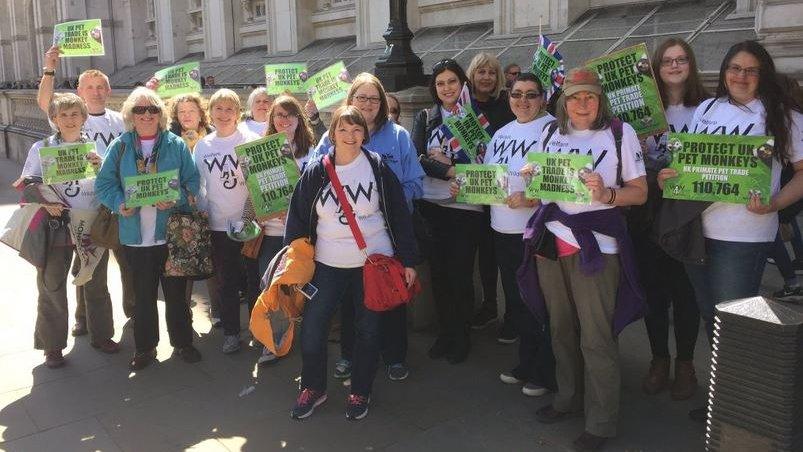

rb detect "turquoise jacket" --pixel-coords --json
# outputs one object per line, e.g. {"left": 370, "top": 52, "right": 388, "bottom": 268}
{"left": 95, "top": 130, "right": 200, "bottom": 246}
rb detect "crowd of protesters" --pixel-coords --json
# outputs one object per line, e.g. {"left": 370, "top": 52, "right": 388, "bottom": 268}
{"left": 9, "top": 37, "right": 803, "bottom": 451}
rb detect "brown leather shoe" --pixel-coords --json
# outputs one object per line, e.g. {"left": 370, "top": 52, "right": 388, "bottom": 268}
{"left": 642, "top": 357, "right": 670, "bottom": 395}
{"left": 71, "top": 322, "right": 88, "bottom": 337}
{"left": 44, "top": 350, "right": 65, "bottom": 368}
{"left": 573, "top": 432, "right": 607, "bottom": 451}
{"left": 670, "top": 360, "right": 697, "bottom": 400}
{"left": 91, "top": 339, "right": 121, "bottom": 354}
{"left": 128, "top": 349, "right": 157, "bottom": 371}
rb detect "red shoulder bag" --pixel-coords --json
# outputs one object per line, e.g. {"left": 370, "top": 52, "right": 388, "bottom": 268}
{"left": 322, "top": 154, "right": 420, "bottom": 312}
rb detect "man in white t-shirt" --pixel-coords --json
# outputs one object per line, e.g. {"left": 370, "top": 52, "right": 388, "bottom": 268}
{"left": 37, "top": 46, "right": 132, "bottom": 339}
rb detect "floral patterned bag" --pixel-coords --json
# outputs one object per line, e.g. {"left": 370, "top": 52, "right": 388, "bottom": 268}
{"left": 164, "top": 207, "right": 214, "bottom": 280}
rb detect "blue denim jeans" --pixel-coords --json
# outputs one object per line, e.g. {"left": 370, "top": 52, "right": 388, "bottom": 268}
{"left": 300, "top": 262, "right": 380, "bottom": 396}
{"left": 685, "top": 238, "right": 771, "bottom": 343}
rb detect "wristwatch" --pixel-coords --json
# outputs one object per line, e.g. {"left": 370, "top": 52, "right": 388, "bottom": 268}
{"left": 43, "top": 69, "right": 55, "bottom": 77}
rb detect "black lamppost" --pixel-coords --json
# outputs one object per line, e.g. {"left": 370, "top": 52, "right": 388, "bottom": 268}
{"left": 374, "top": 0, "right": 425, "bottom": 91}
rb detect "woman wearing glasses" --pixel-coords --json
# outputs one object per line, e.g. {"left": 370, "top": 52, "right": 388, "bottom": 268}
{"left": 247, "top": 94, "right": 316, "bottom": 366}
{"left": 411, "top": 58, "right": 482, "bottom": 364}
{"left": 632, "top": 38, "right": 707, "bottom": 400}
{"left": 315, "top": 72, "right": 424, "bottom": 381}
{"left": 657, "top": 41, "right": 803, "bottom": 421}
{"left": 451, "top": 73, "right": 557, "bottom": 395}
{"left": 95, "top": 87, "right": 201, "bottom": 370}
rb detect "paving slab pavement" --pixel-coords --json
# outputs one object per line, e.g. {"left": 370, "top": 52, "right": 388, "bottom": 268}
{"left": 0, "top": 157, "right": 790, "bottom": 451}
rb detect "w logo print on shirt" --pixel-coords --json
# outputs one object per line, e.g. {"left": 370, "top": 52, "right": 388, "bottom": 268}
{"left": 491, "top": 138, "right": 538, "bottom": 164}
{"left": 204, "top": 155, "right": 240, "bottom": 189}
{"left": 319, "top": 182, "right": 375, "bottom": 225}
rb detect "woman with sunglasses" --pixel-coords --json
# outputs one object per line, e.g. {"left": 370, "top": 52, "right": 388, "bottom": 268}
{"left": 451, "top": 72, "right": 557, "bottom": 395}
{"left": 411, "top": 58, "right": 483, "bottom": 364}
{"left": 632, "top": 38, "right": 707, "bottom": 400}
{"left": 95, "top": 87, "right": 201, "bottom": 371}
{"left": 465, "top": 52, "right": 517, "bottom": 342}
{"left": 657, "top": 40, "right": 803, "bottom": 421}
{"left": 314, "top": 72, "right": 424, "bottom": 381}
{"left": 247, "top": 94, "right": 316, "bottom": 366}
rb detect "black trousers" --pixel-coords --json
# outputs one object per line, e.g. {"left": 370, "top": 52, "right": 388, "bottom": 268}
{"left": 494, "top": 232, "right": 556, "bottom": 388}
{"left": 419, "top": 201, "right": 483, "bottom": 342}
{"left": 632, "top": 232, "right": 700, "bottom": 361}
{"left": 211, "top": 231, "right": 245, "bottom": 336}
{"left": 124, "top": 245, "right": 192, "bottom": 353}
{"left": 341, "top": 302, "right": 408, "bottom": 365}
{"left": 477, "top": 208, "right": 499, "bottom": 314}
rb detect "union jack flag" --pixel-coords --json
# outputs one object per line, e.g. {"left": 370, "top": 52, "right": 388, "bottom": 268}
{"left": 439, "top": 83, "right": 492, "bottom": 163}
{"left": 534, "top": 34, "right": 565, "bottom": 98}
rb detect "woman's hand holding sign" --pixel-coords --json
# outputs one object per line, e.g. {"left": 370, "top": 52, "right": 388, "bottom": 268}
{"left": 657, "top": 168, "right": 678, "bottom": 190}
{"left": 584, "top": 171, "right": 608, "bottom": 203}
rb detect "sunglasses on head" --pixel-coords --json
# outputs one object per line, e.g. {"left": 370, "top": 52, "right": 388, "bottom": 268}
{"left": 132, "top": 105, "right": 161, "bottom": 115}
{"left": 432, "top": 58, "right": 458, "bottom": 72}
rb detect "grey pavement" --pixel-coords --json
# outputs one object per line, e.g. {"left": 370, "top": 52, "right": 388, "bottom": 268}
{"left": 0, "top": 156, "right": 789, "bottom": 451}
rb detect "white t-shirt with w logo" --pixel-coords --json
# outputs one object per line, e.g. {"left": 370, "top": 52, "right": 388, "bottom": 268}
{"left": 315, "top": 152, "right": 394, "bottom": 268}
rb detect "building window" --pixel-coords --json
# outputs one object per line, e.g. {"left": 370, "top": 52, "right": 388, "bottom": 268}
{"left": 255, "top": 1, "right": 266, "bottom": 18}
{"left": 190, "top": 12, "right": 203, "bottom": 31}
{"left": 146, "top": 0, "right": 155, "bottom": 20}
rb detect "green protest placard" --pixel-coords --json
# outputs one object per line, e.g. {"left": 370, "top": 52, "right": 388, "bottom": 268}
{"left": 53, "top": 19, "right": 105, "bottom": 57}
{"left": 304, "top": 61, "right": 351, "bottom": 110}
{"left": 454, "top": 164, "right": 508, "bottom": 205}
{"left": 532, "top": 46, "right": 561, "bottom": 97}
{"left": 525, "top": 153, "right": 594, "bottom": 204}
{"left": 662, "top": 133, "right": 772, "bottom": 204}
{"left": 153, "top": 62, "right": 201, "bottom": 98}
{"left": 443, "top": 105, "right": 492, "bottom": 162}
{"left": 265, "top": 63, "right": 309, "bottom": 95}
{"left": 585, "top": 43, "right": 667, "bottom": 137}
{"left": 39, "top": 143, "right": 97, "bottom": 184}
{"left": 123, "top": 169, "right": 180, "bottom": 208}
{"left": 235, "top": 132, "right": 300, "bottom": 220}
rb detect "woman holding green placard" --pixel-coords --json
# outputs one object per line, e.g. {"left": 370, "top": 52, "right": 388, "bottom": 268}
{"left": 451, "top": 72, "right": 557, "bottom": 397}
{"left": 632, "top": 38, "right": 707, "bottom": 400}
{"left": 193, "top": 89, "right": 262, "bottom": 355}
{"left": 18, "top": 92, "right": 117, "bottom": 368}
{"left": 411, "top": 59, "right": 484, "bottom": 364}
{"left": 246, "top": 94, "right": 316, "bottom": 366}
{"left": 656, "top": 41, "right": 803, "bottom": 422}
{"left": 519, "top": 67, "right": 647, "bottom": 450}
{"left": 95, "top": 87, "right": 201, "bottom": 371}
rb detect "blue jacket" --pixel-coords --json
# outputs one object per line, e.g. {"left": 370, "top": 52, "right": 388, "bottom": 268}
{"left": 313, "top": 120, "right": 424, "bottom": 212}
{"left": 95, "top": 130, "right": 200, "bottom": 246}
{"left": 284, "top": 147, "right": 420, "bottom": 268}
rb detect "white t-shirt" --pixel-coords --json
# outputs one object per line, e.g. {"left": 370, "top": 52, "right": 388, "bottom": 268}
{"left": 691, "top": 98, "right": 803, "bottom": 243}
{"left": 540, "top": 122, "right": 646, "bottom": 254}
{"left": 263, "top": 147, "right": 313, "bottom": 237}
{"left": 194, "top": 129, "right": 261, "bottom": 231}
{"left": 421, "top": 108, "right": 482, "bottom": 212}
{"left": 84, "top": 109, "right": 125, "bottom": 157}
{"left": 128, "top": 138, "right": 164, "bottom": 247}
{"left": 241, "top": 119, "right": 267, "bottom": 137}
{"left": 314, "top": 152, "right": 394, "bottom": 268}
{"left": 20, "top": 139, "right": 99, "bottom": 210}
{"left": 483, "top": 114, "right": 554, "bottom": 234}
{"left": 644, "top": 103, "right": 698, "bottom": 171}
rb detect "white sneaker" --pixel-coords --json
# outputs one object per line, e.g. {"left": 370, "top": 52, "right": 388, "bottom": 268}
{"left": 500, "top": 372, "right": 523, "bottom": 384}
{"left": 222, "top": 334, "right": 241, "bottom": 354}
{"left": 522, "top": 382, "right": 549, "bottom": 397}
{"left": 258, "top": 347, "right": 277, "bottom": 365}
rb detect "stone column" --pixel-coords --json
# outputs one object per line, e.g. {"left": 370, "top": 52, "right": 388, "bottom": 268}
{"left": 547, "top": 0, "right": 589, "bottom": 34}
{"left": 155, "top": 0, "right": 189, "bottom": 63}
{"left": 9, "top": 0, "right": 37, "bottom": 82}
{"left": 266, "top": 0, "right": 314, "bottom": 55}
{"left": 356, "top": 0, "right": 389, "bottom": 49}
{"left": 114, "top": 0, "right": 150, "bottom": 70}
{"left": 495, "top": 0, "right": 552, "bottom": 35}
{"left": 204, "top": 0, "right": 235, "bottom": 60}
{"left": 756, "top": 0, "right": 803, "bottom": 77}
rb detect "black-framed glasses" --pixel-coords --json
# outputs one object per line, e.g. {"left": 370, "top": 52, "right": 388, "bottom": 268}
{"left": 353, "top": 95, "right": 382, "bottom": 105}
{"left": 726, "top": 64, "right": 760, "bottom": 78}
{"left": 132, "top": 105, "right": 161, "bottom": 115}
{"left": 660, "top": 57, "right": 689, "bottom": 67}
{"left": 509, "top": 91, "right": 542, "bottom": 100}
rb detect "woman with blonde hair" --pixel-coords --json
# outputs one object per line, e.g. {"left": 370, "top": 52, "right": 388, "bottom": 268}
{"left": 95, "top": 87, "right": 201, "bottom": 371}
